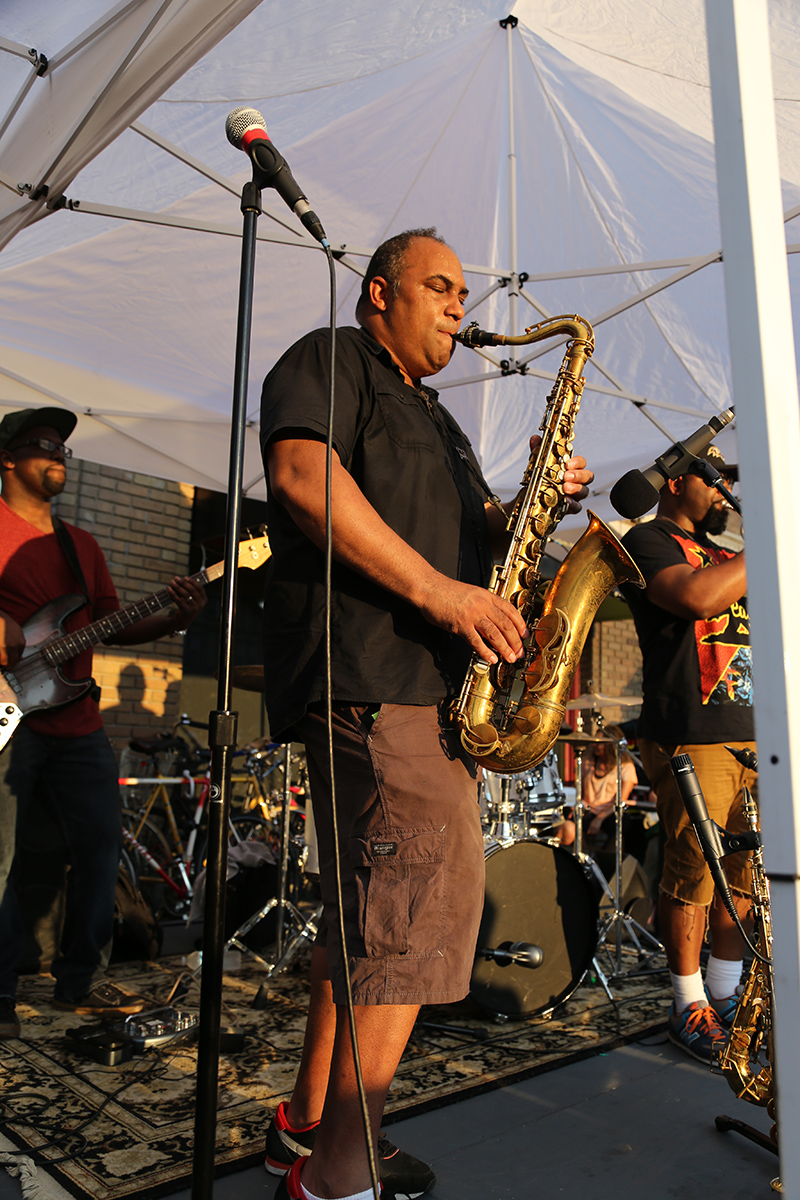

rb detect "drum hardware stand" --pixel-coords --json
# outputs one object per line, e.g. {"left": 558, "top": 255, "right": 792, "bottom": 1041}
{"left": 489, "top": 775, "right": 516, "bottom": 840}
{"left": 569, "top": 738, "right": 616, "bottom": 1003}
{"left": 216, "top": 743, "right": 321, "bottom": 1007}
{"left": 592, "top": 727, "right": 664, "bottom": 977}
{"left": 568, "top": 726, "right": 662, "bottom": 993}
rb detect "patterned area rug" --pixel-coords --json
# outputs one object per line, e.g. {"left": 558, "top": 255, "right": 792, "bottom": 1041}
{"left": 0, "top": 947, "right": 672, "bottom": 1200}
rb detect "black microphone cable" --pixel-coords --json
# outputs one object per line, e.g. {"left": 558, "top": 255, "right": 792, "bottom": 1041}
{"left": 320, "top": 244, "right": 381, "bottom": 1200}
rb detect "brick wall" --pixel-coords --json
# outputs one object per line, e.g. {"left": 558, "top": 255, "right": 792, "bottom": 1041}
{"left": 52, "top": 459, "right": 195, "bottom": 757}
{"left": 579, "top": 618, "right": 643, "bottom": 726}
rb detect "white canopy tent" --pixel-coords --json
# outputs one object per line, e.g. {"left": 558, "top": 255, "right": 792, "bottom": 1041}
{"left": 4, "top": 2, "right": 800, "bottom": 1192}
{"left": 2, "top": 0, "right": 799, "bottom": 519}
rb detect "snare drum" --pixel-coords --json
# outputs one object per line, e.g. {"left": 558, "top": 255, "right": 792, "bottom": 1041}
{"left": 470, "top": 838, "right": 599, "bottom": 1019}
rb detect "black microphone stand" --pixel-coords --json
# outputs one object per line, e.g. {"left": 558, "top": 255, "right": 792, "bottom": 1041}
{"left": 191, "top": 173, "right": 263, "bottom": 1200}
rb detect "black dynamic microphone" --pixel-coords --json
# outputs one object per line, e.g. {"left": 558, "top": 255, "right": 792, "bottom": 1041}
{"left": 225, "top": 107, "right": 328, "bottom": 246}
{"left": 479, "top": 941, "right": 544, "bottom": 969}
{"left": 670, "top": 753, "right": 738, "bottom": 922}
{"left": 610, "top": 407, "right": 735, "bottom": 519}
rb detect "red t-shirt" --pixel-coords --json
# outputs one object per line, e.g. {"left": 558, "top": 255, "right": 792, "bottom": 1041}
{"left": 0, "top": 499, "right": 119, "bottom": 736}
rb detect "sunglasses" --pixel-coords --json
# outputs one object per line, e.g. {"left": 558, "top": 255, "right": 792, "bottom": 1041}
{"left": 10, "top": 438, "right": 73, "bottom": 459}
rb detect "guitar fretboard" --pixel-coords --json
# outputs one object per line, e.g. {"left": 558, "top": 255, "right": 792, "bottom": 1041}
{"left": 41, "top": 564, "right": 220, "bottom": 666}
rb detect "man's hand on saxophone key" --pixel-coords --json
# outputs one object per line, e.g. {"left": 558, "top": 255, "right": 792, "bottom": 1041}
{"left": 416, "top": 574, "right": 528, "bottom": 666}
{"left": 527, "top": 433, "right": 594, "bottom": 513}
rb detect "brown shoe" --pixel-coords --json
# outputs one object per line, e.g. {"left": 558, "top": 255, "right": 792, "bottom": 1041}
{"left": 52, "top": 981, "right": 147, "bottom": 1017}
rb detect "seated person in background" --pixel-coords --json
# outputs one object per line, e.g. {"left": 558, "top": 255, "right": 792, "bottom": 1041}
{"left": 581, "top": 726, "right": 638, "bottom": 848}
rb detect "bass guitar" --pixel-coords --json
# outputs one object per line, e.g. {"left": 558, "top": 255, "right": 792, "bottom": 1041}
{"left": 0, "top": 530, "right": 271, "bottom": 754}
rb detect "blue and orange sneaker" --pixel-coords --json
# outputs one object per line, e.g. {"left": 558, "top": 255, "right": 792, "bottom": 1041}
{"left": 705, "top": 984, "right": 741, "bottom": 1030}
{"left": 667, "top": 999, "right": 727, "bottom": 1064}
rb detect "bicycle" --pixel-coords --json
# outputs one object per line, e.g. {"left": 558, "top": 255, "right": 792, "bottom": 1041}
{"left": 119, "top": 717, "right": 271, "bottom": 918}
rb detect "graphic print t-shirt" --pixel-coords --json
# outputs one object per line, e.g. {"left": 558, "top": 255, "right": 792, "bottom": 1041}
{"left": 621, "top": 518, "right": 753, "bottom": 744}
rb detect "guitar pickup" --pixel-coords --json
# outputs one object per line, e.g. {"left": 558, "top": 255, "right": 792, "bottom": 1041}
{"left": 0, "top": 671, "right": 22, "bottom": 696}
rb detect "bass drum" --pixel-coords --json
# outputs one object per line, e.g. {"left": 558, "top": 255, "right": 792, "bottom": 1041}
{"left": 470, "top": 838, "right": 599, "bottom": 1019}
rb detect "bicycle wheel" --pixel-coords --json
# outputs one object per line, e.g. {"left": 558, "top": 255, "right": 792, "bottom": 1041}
{"left": 121, "top": 808, "right": 189, "bottom": 919}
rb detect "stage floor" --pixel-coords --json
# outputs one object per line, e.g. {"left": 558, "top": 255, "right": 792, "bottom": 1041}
{"left": 164, "top": 1036, "right": 779, "bottom": 1200}
{"left": 0, "top": 919, "right": 779, "bottom": 1200}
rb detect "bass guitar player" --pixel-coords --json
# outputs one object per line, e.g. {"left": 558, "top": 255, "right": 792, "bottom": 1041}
{"left": 0, "top": 406, "right": 206, "bottom": 1038}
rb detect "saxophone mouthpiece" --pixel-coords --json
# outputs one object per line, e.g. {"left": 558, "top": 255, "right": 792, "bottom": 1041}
{"left": 453, "top": 321, "right": 504, "bottom": 348}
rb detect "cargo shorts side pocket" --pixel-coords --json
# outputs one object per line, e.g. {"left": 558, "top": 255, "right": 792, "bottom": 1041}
{"left": 349, "top": 827, "right": 446, "bottom": 959}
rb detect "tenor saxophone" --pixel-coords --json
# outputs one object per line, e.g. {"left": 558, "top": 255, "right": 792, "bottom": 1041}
{"left": 452, "top": 315, "right": 644, "bottom": 775}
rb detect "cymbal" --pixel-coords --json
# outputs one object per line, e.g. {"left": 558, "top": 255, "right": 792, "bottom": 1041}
{"left": 565, "top": 692, "right": 641, "bottom": 710}
{"left": 558, "top": 730, "right": 617, "bottom": 746}
{"left": 231, "top": 665, "right": 264, "bottom": 692}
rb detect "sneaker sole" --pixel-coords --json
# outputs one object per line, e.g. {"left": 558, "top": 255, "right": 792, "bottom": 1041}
{"left": 265, "top": 1156, "right": 293, "bottom": 1177}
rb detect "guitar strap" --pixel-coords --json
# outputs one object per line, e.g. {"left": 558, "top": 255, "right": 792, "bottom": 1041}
{"left": 53, "top": 517, "right": 90, "bottom": 599}
{"left": 52, "top": 517, "right": 102, "bottom": 705}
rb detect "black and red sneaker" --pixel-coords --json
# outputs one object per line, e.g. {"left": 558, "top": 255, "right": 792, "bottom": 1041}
{"left": 265, "top": 1102, "right": 435, "bottom": 1199}
{"left": 265, "top": 1101, "right": 319, "bottom": 1175}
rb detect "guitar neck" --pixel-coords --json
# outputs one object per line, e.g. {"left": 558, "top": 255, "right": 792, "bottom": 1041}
{"left": 44, "top": 564, "right": 219, "bottom": 666}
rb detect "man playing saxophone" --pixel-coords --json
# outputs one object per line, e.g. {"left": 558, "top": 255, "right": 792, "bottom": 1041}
{"left": 621, "top": 448, "right": 755, "bottom": 1065}
{"left": 259, "top": 228, "right": 593, "bottom": 1200}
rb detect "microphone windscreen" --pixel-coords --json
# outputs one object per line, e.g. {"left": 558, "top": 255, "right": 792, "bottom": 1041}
{"left": 225, "top": 106, "right": 267, "bottom": 149}
{"left": 610, "top": 469, "right": 660, "bottom": 519}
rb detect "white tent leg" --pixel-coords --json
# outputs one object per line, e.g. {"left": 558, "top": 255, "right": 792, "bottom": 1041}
{"left": 706, "top": 1, "right": 800, "bottom": 1194}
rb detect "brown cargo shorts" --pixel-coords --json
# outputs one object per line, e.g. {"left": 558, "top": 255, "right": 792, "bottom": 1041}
{"left": 294, "top": 701, "right": 485, "bottom": 1005}
{"left": 639, "top": 738, "right": 757, "bottom": 907}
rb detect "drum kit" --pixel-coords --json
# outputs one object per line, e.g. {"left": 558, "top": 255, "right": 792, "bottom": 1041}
{"left": 472, "top": 691, "right": 664, "bottom": 1021}
{"left": 229, "top": 666, "right": 664, "bottom": 1022}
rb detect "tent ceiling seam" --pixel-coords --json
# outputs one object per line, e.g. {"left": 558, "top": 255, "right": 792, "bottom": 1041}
{"left": 0, "top": 360, "right": 232, "bottom": 425}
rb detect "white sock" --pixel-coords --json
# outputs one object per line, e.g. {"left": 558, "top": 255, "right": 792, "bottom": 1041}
{"left": 670, "top": 969, "right": 706, "bottom": 1013}
{"left": 705, "top": 956, "right": 743, "bottom": 1001}
{"left": 300, "top": 1183, "right": 379, "bottom": 1200}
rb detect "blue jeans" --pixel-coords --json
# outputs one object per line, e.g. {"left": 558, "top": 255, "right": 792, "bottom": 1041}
{"left": 0, "top": 725, "right": 122, "bottom": 1001}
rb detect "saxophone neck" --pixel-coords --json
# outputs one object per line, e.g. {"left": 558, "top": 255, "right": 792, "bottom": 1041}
{"left": 455, "top": 314, "right": 594, "bottom": 353}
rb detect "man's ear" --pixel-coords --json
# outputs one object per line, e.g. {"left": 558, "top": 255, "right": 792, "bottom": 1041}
{"left": 666, "top": 475, "right": 685, "bottom": 498}
{"left": 0, "top": 450, "right": 15, "bottom": 473}
{"left": 367, "top": 274, "right": 391, "bottom": 313}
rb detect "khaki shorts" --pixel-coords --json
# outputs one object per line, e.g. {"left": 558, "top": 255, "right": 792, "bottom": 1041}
{"left": 639, "top": 738, "right": 757, "bottom": 907}
{"left": 295, "top": 702, "right": 485, "bottom": 1005}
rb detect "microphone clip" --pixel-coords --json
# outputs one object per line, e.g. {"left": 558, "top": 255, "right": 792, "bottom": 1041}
{"left": 703, "top": 820, "right": 762, "bottom": 859}
{"left": 686, "top": 458, "right": 742, "bottom": 515}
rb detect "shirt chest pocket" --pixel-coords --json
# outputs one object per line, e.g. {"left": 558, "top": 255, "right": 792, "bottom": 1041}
{"left": 375, "top": 391, "right": 441, "bottom": 452}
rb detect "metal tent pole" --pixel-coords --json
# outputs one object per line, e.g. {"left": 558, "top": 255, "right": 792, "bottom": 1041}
{"left": 502, "top": 14, "right": 520, "bottom": 369}
{"left": 705, "top": 2, "right": 800, "bottom": 1194}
